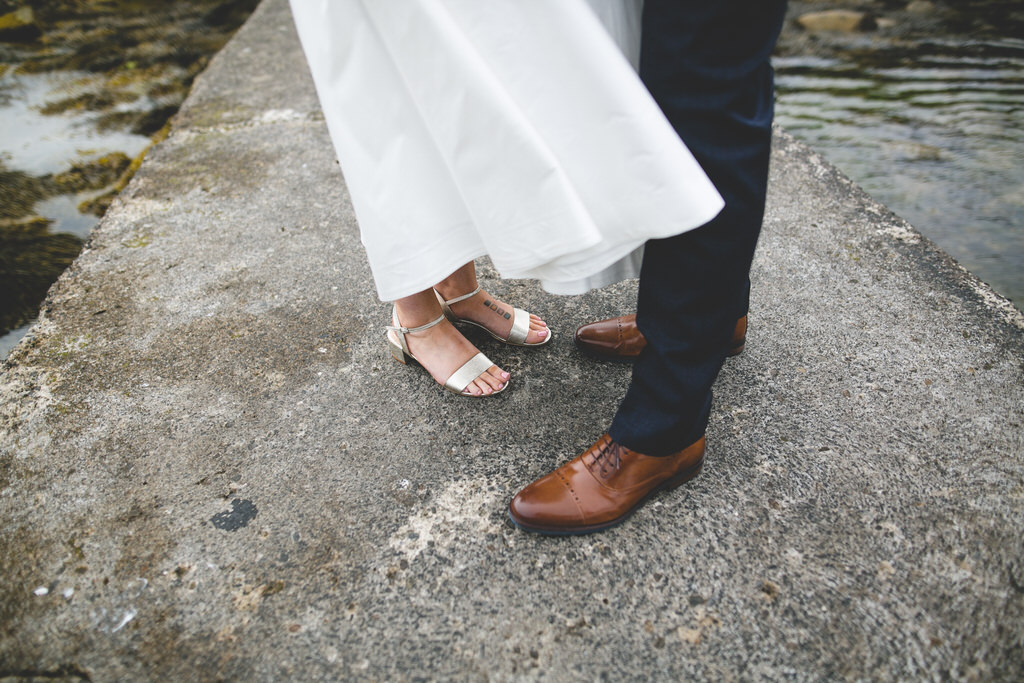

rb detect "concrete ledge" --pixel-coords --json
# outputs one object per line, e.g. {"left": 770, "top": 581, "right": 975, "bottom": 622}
{"left": 2, "top": 0, "right": 1022, "bottom": 679}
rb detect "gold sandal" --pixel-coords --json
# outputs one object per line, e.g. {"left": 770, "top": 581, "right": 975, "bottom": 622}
{"left": 386, "top": 308, "right": 507, "bottom": 397}
{"left": 435, "top": 285, "right": 551, "bottom": 347}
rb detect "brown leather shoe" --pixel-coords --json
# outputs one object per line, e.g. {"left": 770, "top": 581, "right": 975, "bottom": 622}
{"left": 508, "top": 434, "right": 705, "bottom": 535}
{"left": 573, "top": 314, "right": 746, "bottom": 361}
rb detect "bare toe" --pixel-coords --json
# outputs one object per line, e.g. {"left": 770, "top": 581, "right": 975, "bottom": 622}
{"left": 481, "top": 365, "right": 507, "bottom": 392}
{"left": 476, "top": 376, "right": 496, "bottom": 395}
{"left": 527, "top": 317, "right": 549, "bottom": 344}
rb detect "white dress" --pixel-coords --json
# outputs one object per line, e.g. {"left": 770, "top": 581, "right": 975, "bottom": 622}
{"left": 289, "top": 0, "right": 723, "bottom": 301}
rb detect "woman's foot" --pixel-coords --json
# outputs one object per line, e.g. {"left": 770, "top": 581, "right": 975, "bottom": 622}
{"left": 435, "top": 286, "right": 550, "bottom": 345}
{"left": 391, "top": 312, "right": 509, "bottom": 396}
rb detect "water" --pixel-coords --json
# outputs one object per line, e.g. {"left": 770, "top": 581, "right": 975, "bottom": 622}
{"left": 773, "top": 36, "right": 1024, "bottom": 306}
{"left": 0, "top": 69, "right": 151, "bottom": 179}
{"left": 0, "top": 68, "right": 151, "bottom": 237}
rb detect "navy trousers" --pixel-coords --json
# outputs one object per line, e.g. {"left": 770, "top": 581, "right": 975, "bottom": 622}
{"left": 608, "top": 0, "right": 788, "bottom": 456}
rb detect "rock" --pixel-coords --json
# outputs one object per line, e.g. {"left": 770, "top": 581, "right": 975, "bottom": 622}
{"left": 906, "top": 1, "right": 936, "bottom": 14}
{"left": 796, "top": 10, "right": 877, "bottom": 32}
{"left": 0, "top": 167, "right": 46, "bottom": 220}
{"left": 78, "top": 190, "right": 117, "bottom": 217}
{"left": 0, "top": 217, "right": 83, "bottom": 332}
{"left": 0, "top": 7, "right": 41, "bottom": 43}
{"left": 47, "top": 153, "right": 132, "bottom": 194}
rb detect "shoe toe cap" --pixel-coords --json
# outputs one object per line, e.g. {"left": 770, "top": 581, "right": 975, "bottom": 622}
{"left": 509, "top": 473, "right": 587, "bottom": 530}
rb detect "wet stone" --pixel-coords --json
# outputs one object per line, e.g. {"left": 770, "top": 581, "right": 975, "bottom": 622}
{"left": 0, "top": 7, "right": 40, "bottom": 43}
{"left": 796, "top": 10, "right": 877, "bottom": 32}
{"left": 47, "top": 153, "right": 131, "bottom": 194}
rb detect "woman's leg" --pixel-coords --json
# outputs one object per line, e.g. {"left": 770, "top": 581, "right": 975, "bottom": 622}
{"left": 434, "top": 263, "right": 549, "bottom": 345}
{"left": 394, "top": 286, "right": 509, "bottom": 396}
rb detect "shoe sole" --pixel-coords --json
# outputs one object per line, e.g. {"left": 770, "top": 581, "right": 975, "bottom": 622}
{"left": 507, "top": 457, "right": 704, "bottom": 536}
{"left": 574, "top": 343, "right": 744, "bottom": 363}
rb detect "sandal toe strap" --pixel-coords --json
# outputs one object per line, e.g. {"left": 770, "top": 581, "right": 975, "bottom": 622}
{"left": 445, "top": 353, "right": 494, "bottom": 394}
{"left": 507, "top": 307, "right": 531, "bottom": 345}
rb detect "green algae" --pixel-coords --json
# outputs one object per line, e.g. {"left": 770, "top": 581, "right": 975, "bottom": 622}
{"left": 0, "top": 6, "right": 40, "bottom": 42}
{"left": 48, "top": 152, "right": 131, "bottom": 194}
{"left": 0, "top": 166, "right": 47, "bottom": 219}
{"left": 121, "top": 234, "right": 151, "bottom": 249}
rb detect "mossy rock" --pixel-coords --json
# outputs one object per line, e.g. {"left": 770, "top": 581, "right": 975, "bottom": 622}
{"left": 0, "top": 167, "right": 48, "bottom": 219}
{"left": 39, "top": 88, "right": 139, "bottom": 115}
{"left": 0, "top": 217, "right": 83, "bottom": 333}
{"left": 0, "top": 7, "right": 41, "bottom": 43}
{"left": 1, "top": 0, "right": 262, "bottom": 335}
{"left": 130, "top": 104, "right": 179, "bottom": 136}
{"left": 78, "top": 189, "right": 116, "bottom": 217}
{"left": 96, "top": 104, "right": 179, "bottom": 136}
{"left": 46, "top": 152, "right": 131, "bottom": 194}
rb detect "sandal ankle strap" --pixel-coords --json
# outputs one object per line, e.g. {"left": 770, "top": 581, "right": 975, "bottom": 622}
{"left": 386, "top": 312, "right": 446, "bottom": 335}
{"left": 387, "top": 309, "right": 447, "bottom": 359}
{"left": 437, "top": 285, "right": 482, "bottom": 307}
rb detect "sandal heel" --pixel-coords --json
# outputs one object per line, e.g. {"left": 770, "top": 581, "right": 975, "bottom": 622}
{"left": 387, "top": 337, "right": 411, "bottom": 365}
{"left": 385, "top": 307, "right": 502, "bottom": 397}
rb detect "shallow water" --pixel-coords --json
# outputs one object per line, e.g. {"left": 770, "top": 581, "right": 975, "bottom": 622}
{"left": 0, "top": 69, "right": 151, "bottom": 237}
{"left": 773, "top": 36, "right": 1024, "bottom": 306}
{"left": 0, "top": 69, "right": 151, "bottom": 178}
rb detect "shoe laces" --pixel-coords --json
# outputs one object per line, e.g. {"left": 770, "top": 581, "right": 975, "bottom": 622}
{"left": 592, "top": 439, "right": 623, "bottom": 478}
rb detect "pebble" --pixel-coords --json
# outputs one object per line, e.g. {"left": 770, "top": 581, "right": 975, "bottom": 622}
{"left": 797, "top": 10, "right": 876, "bottom": 32}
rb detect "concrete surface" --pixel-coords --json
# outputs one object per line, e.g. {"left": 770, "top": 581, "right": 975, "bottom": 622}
{"left": 2, "top": 0, "right": 1023, "bottom": 680}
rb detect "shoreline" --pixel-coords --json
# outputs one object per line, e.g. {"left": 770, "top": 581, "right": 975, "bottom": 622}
{"left": 0, "top": 0, "right": 259, "bottom": 344}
